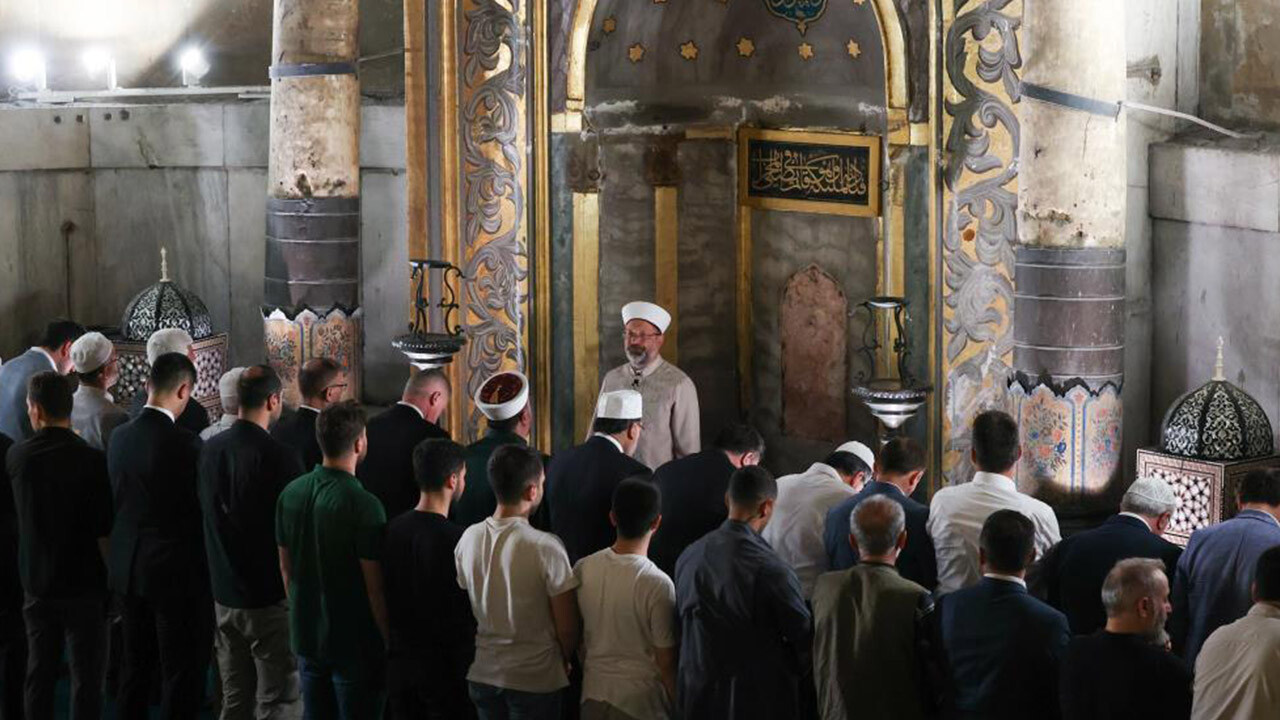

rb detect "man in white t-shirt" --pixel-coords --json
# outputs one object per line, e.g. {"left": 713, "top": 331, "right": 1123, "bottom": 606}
{"left": 455, "top": 444, "right": 580, "bottom": 719}
{"left": 575, "top": 477, "right": 678, "bottom": 720}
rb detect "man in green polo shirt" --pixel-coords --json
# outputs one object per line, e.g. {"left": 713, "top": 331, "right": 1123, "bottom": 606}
{"left": 276, "top": 401, "right": 390, "bottom": 719}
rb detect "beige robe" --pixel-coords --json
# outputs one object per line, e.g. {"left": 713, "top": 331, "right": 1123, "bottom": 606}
{"left": 597, "top": 357, "right": 700, "bottom": 469}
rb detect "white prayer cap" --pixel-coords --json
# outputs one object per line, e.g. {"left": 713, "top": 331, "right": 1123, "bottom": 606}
{"left": 622, "top": 301, "right": 671, "bottom": 334}
{"left": 146, "top": 328, "right": 193, "bottom": 365}
{"left": 219, "top": 367, "right": 246, "bottom": 410}
{"left": 71, "top": 332, "right": 114, "bottom": 374}
{"left": 475, "top": 371, "right": 529, "bottom": 421}
{"left": 1123, "top": 476, "right": 1179, "bottom": 513}
{"left": 596, "top": 389, "right": 643, "bottom": 420}
{"left": 835, "top": 440, "right": 877, "bottom": 472}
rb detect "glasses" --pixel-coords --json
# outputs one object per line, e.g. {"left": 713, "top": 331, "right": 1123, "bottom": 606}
{"left": 324, "top": 383, "right": 349, "bottom": 393}
{"left": 623, "top": 331, "right": 661, "bottom": 341}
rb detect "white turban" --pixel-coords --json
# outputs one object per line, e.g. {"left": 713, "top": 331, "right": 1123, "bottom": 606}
{"left": 835, "top": 440, "right": 877, "bottom": 472}
{"left": 146, "top": 328, "right": 194, "bottom": 365}
{"left": 71, "top": 332, "right": 114, "bottom": 374}
{"left": 219, "top": 367, "right": 246, "bottom": 412}
{"left": 622, "top": 301, "right": 671, "bottom": 334}
{"left": 596, "top": 389, "right": 643, "bottom": 420}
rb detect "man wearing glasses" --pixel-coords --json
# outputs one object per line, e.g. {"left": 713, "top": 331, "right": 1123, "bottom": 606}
{"left": 272, "top": 357, "right": 347, "bottom": 471}
{"left": 594, "top": 301, "right": 700, "bottom": 470}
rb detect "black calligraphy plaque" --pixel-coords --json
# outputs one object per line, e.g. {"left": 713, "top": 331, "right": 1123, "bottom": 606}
{"left": 738, "top": 129, "right": 881, "bottom": 217}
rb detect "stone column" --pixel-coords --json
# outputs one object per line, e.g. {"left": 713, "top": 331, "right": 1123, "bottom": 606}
{"left": 262, "top": 0, "right": 363, "bottom": 405}
{"left": 1012, "top": 0, "right": 1126, "bottom": 513}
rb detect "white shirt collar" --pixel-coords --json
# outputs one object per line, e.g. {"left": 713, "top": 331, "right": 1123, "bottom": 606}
{"left": 396, "top": 401, "right": 425, "bottom": 420}
{"left": 983, "top": 572, "right": 1027, "bottom": 588}
{"left": 31, "top": 347, "right": 57, "bottom": 371}
{"left": 144, "top": 404, "right": 176, "bottom": 422}
{"left": 871, "top": 479, "right": 906, "bottom": 497}
{"left": 592, "top": 432, "right": 625, "bottom": 454}
{"left": 971, "top": 471, "right": 1017, "bottom": 491}
{"left": 300, "top": 405, "right": 322, "bottom": 415}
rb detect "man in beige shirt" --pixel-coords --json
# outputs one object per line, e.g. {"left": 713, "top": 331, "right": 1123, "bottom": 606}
{"left": 596, "top": 301, "right": 699, "bottom": 470}
{"left": 1193, "top": 546, "right": 1280, "bottom": 720}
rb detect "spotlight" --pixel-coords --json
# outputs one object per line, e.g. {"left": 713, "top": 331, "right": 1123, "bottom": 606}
{"left": 83, "top": 48, "right": 118, "bottom": 90}
{"left": 9, "top": 48, "right": 47, "bottom": 90}
{"left": 179, "top": 47, "right": 209, "bottom": 87}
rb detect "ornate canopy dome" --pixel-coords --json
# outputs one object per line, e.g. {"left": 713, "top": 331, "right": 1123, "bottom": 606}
{"left": 120, "top": 248, "right": 214, "bottom": 341}
{"left": 1160, "top": 339, "right": 1274, "bottom": 461}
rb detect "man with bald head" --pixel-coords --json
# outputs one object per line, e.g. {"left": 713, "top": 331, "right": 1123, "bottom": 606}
{"left": 359, "top": 369, "right": 451, "bottom": 517}
{"left": 812, "top": 495, "right": 936, "bottom": 720}
{"left": 272, "top": 357, "right": 345, "bottom": 471}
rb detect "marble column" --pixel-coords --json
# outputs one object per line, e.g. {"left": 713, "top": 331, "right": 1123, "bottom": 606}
{"left": 262, "top": 0, "right": 363, "bottom": 405}
{"left": 1012, "top": 0, "right": 1126, "bottom": 511}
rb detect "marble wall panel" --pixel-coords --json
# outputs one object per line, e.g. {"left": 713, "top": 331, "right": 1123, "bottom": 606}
{"left": 360, "top": 170, "right": 410, "bottom": 405}
{"left": 550, "top": 133, "right": 577, "bottom": 451}
{"left": 360, "top": 105, "right": 408, "bottom": 171}
{"left": 0, "top": 108, "right": 90, "bottom": 171}
{"left": 89, "top": 105, "right": 226, "bottom": 168}
{"left": 227, "top": 168, "right": 268, "bottom": 365}
{"left": 224, "top": 103, "right": 271, "bottom": 168}
{"left": 597, "top": 137, "right": 656, "bottom": 377}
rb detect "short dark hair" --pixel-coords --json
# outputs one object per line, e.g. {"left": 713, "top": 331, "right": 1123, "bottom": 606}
{"left": 488, "top": 444, "right": 544, "bottom": 505}
{"left": 613, "top": 476, "right": 661, "bottom": 539}
{"left": 39, "top": 319, "right": 85, "bottom": 350}
{"left": 880, "top": 436, "right": 926, "bottom": 475}
{"left": 727, "top": 465, "right": 777, "bottom": 511}
{"left": 26, "top": 372, "right": 74, "bottom": 421}
{"left": 592, "top": 417, "right": 639, "bottom": 436}
{"left": 825, "top": 451, "right": 870, "bottom": 478}
{"left": 980, "top": 509, "right": 1036, "bottom": 574}
{"left": 298, "top": 358, "right": 342, "bottom": 400}
{"left": 1255, "top": 546, "right": 1280, "bottom": 602}
{"left": 316, "top": 401, "right": 366, "bottom": 459}
{"left": 412, "top": 439, "right": 467, "bottom": 492}
{"left": 238, "top": 365, "right": 282, "bottom": 411}
{"left": 149, "top": 352, "right": 197, "bottom": 396}
{"left": 972, "top": 410, "right": 1021, "bottom": 472}
{"left": 1238, "top": 469, "right": 1280, "bottom": 506}
{"left": 713, "top": 423, "right": 765, "bottom": 456}
{"left": 487, "top": 410, "right": 523, "bottom": 433}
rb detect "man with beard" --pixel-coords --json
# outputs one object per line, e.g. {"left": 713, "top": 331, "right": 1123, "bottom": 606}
{"left": 1060, "top": 558, "right": 1191, "bottom": 720}
{"left": 595, "top": 301, "right": 699, "bottom": 470}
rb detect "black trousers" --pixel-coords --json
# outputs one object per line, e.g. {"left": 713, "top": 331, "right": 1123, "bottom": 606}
{"left": 116, "top": 592, "right": 214, "bottom": 720}
{"left": 387, "top": 651, "right": 475, "bottom": 720}
{"left": 0, "top": 538, "right": 24, "bottom": 720}
{"left": 23, "top": 593, "right": 108, "bottom": 720}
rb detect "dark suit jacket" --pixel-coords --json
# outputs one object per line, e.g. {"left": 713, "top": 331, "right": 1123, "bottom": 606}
{"left": 1060, "top": 631, "right": 1192, "bottom": 720}
{"left": 1037, "top": 514, "right": 1182, "bottom": 634}
{"left": 546, "top": 435, "right": 649, "bottom": 564}
{"left": 825, "top": 480, "right": 937, "bottom": 591}
{"left": 107, "top": 408, "right": 207, "bottom": 600}
{"left": 0, "top": 348, "right": 56, "bottom": 440}
{"left": 453, "top": 429, "right": 527, "bottom": 528}
{"left": 936, "top": 577, "right": 1070, "bottom": 720}
{"left": 649, "top": 449, "right": 736, "bottom": 577}
{"left": 128, "top": 389, "right": 210, "bottom": 436}
{"left": 357, "top": 404, "right": 449, "bottom": 518}
{"left": 0, "top": 433, "right": 17, "bottom": 617}
{"left": 271, "top": 406, "right": 322, "bottom": 472}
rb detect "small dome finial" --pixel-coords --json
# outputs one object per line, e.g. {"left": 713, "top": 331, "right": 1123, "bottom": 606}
{"left": 160, "top": 247, "right": 170, "bottom": 282}
{"left": 1213, "top": 336, "right": 1225, "bottom": 382}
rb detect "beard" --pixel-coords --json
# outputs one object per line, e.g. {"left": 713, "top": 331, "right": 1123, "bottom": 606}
{"left": 626, "top": 345, "right": 649, "bottom": 368}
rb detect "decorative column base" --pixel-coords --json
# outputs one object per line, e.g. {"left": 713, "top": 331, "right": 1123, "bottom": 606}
{"left": 263, "top": 306, "right": 363, "bottom": 407}
{"left": 1009, "top": 373, "right": 1122, "bottom": 506}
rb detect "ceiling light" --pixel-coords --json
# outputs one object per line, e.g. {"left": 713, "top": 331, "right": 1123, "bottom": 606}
{"left": 179, "top": 47, "right": 209, "bottom": 87}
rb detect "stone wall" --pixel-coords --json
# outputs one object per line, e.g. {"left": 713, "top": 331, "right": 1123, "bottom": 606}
{"left": 0, "top": 102, "right": 410, "bottom": 405}
{"left": 1201, "top": 0, "right": 1280, "bottom": 130}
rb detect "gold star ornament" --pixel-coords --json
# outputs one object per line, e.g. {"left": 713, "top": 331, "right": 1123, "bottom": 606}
{"left": 846, "top": 40, "right": 862, "bottom": 59}
{"left": 798, "top": 42, "right": 814, "bottom": 60}
{"left": 628, "top": 43, "right": 646, "bottom": 63}
{"left": 736, "top": 37, "right": 756, "bottom": 58}
{"left": 602, "top": 16, "right": 617, "bottom": 34}
{"left": 679, "top": 41, "right": 699, "bottom": 61}
{"left": 853, "top": 0, "right": 867, "bottom": 4}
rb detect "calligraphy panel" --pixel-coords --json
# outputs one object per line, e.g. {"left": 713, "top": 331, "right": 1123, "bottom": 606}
{"left": 738, "top": 129, "right": 881, "bottom": 217}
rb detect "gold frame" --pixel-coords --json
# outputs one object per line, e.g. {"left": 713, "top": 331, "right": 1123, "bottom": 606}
{"left": 737, "top": 128, "right": 883, "bottom": 219}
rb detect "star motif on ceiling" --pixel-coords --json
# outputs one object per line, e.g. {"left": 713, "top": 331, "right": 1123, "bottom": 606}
{"left": 680, "top": 40, "right": 699, "bottom": 60}
{"left": 853, "top": 0, "right": 867, "bottom": 4}
{"left": 736, "top": 37, "right": 756, "bottom": 58}
{"left": 628, "top": 43, "right": 646, "bottom": 63}
{"left": 796, "top": 19, "right": 809, "bottom": 35}
{"left": 846, "top": 39, "right": 862, "bottom": 59}
{"left": 798, "top": 42, "right": 815, "bottom": 60}
{"left": 602, "top": 16, "right": 617, "bottom": 34}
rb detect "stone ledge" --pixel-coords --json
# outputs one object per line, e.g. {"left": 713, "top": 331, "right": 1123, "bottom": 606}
{"left": 1150, "top": 129, "right": 1280, "bottom": 233}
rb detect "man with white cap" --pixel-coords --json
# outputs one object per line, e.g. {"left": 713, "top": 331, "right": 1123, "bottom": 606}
{"left": 595, "top": 301, "right": 699, "bottom": 470}
{"left": 128, "top": 327, "right": 210, "bottom": 435}
{"left": 762, "top": 439, "right": 876, "bottom": 600}
{"left": 199, "top": 367, "right": 246, "bottom": 441}
{"left": 454, "top": 370, "right": 536, "bottom": 527}
{"left": 548, "top": 389, "right": 650, "bottom": 564}
{"left": 1036, "top": 475, "right": 1183, "bottom": 635}
{"left": 70, "top": 331, "right": 129, "bottom": 452}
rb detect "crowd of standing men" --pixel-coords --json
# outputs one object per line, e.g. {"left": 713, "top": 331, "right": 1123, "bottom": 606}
{"left": 2, "top": 309, "right": 1280, "bottom": 720}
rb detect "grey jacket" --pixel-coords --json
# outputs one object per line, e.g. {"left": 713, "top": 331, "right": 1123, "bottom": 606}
{"left": 0, "top": 348, "right": 57, "bottom": 440}
{"left": 72, "top": 385, "right": 128, "bottom": 452}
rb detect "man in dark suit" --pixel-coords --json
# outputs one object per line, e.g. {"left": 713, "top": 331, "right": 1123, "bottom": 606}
{"left": 272, "top": 357, "right": 344, "bottom": 471}
{"left": 648, "top": 424, "right": 764, "bottom": 577}
{"left": 10, "top": 372, "right": 114, "bottom": 720}
{"left": 108, "top": 352, "right": 213, "bottom": 719}
{"left": 546, "top": 389, "right": 649, "bottom": 563}
{"left": 0, "top": 430, "right": 21, "bottom": 720}
{"left": 1170, "top": 468, "right": 1280, "bottom": 664}
{"left": 935, "top": 509, "right": 1070, "bottom": 720}
{"left": 454, "top": 371, "right": 534, "bottom": 527}
{"left": 1060, "top": 558, "right": 1191, "bottom": 720}
{"left": 126, "top": 328, "right": 210, "bottom": 435}
{"left": 1036, "top": 476, "right": 1182, "bottom": 634}
{"left": 359, "top": 369, "right": 450, "bottom": 517}
{"left": 0, "top": 319, "right": 84, "bottom": 440}
{"left": 824, "top": 436, "right": 936, "bottom": 590}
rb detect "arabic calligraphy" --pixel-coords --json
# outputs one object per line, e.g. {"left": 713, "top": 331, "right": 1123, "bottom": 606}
{"left": 747, "top": 141, "right": 870, "bottom": 204}
{"left": 763, "top": 0, "right": 828, "bottom": 34}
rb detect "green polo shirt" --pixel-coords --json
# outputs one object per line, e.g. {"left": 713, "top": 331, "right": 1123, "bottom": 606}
{"left": 275, "top": 465, "right": 387, "bottom": 666}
